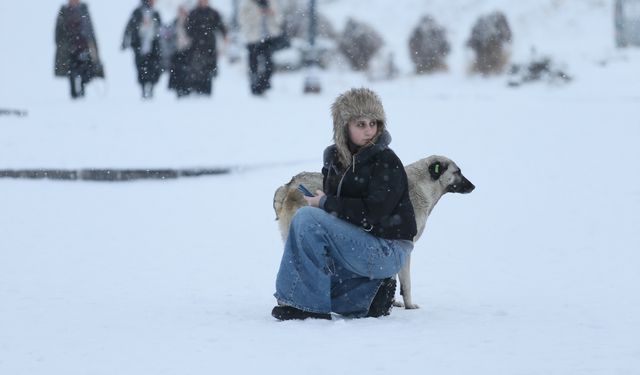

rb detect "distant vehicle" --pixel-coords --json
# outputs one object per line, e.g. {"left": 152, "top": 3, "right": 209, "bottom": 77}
{"left": 615, "top": 0, "right": 640, "bottom": 47}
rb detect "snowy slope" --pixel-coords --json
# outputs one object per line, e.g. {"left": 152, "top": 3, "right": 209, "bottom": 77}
{"left": 1, "top": 1, "right": 640, "bottom": 374}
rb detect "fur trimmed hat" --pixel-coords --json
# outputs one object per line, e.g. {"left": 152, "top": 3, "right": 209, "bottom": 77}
{"left": 330, "top": 88, "right": 387, "bottom": 167}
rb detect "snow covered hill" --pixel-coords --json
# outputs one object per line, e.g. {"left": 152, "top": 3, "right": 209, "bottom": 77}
{"left": 1, "top": 1, "right": 639, "bottom": 375}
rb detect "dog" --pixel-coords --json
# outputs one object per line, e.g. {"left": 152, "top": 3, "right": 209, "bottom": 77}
{"left": 273, "top": 155, "right": 475, "bottom": 309}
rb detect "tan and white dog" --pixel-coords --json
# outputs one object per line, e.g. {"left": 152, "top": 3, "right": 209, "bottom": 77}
{"left": 273, "top": 155, "right": 475, "bottom": 309}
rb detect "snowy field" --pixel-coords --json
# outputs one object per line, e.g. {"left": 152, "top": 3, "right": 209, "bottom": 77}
{"left": 1, "top": 0, "right": 640, "bottom": 374}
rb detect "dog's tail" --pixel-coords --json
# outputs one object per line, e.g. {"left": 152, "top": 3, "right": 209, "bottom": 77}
{"left": 273, "top": 184, "right": 288, "bottom": 221}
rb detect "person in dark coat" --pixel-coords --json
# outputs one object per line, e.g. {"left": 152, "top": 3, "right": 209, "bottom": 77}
{"left": 167, "top": 6, "right": 192, "bottom": 98}
{"left": 186, "top": 0, "right": 228, "bottom": 96}
{"left": 54, "top": 0, "right": 104, "bottom": 99}
{"left": 271, "top": 88, "right": 417, "bottom": 321}
{"left": 122, "top": 0, "right": 163, "bottom": 99}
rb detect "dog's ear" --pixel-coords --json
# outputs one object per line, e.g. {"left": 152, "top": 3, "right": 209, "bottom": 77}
{"left": 428, "top": 161, "right": 448, "bottom": 180}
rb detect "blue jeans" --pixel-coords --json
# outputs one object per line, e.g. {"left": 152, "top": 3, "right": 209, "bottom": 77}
{"left": 274, "top": 206, "right": 411, "bottom": 318}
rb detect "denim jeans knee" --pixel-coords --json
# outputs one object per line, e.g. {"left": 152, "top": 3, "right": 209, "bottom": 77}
{"left": 274, "top": 207, "right": 410, "bottom": 316}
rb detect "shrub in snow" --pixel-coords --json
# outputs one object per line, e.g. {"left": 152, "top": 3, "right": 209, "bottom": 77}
{"left": 270, "top": 0, "right": 338, "bottom": 72}
{"left": 280, "top": 0, "right": 337, "bottom": 40}
{"left": 366, "top": 51, "right": 400, "bottom": 81}
{"left": 272, "top": 38, "right": 338, "bottom": 72}
{"left": 466, "top": 11, "right": 512, "bottom": 75}
{"left": 338, "top": 18, "right": 384, "bottom": 71}
{"left": 507, "top": 55, "right": 572, "bottom": 87}
{"left": 408, "top": 15, "right": 450, "bottom": 74}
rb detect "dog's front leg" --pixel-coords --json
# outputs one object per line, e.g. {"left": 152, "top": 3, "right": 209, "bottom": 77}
{"left": 397, "top": 254, "right": 419, "bottom": 309}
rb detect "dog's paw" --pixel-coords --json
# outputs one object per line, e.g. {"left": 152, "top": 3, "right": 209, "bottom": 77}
{"left": 395, "top": 300, "right": 420, "bottom": 309}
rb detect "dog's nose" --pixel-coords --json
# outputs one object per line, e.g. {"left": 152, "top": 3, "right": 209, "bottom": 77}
{"left": 466, "top": 182, "right": 475, "bottom": 193}
{"left": 448, "top": 175, "right": 475, "bottom": 193}
{"left": 461, "top": 177, "right": 475, "bottom": 193}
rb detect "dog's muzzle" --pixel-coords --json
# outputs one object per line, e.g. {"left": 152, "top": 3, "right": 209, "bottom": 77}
{"left": 447, "top": 175, "right": 475, "bottom": 194}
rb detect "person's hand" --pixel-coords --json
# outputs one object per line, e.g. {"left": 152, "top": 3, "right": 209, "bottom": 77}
{"left": 303, "top": 190, "right": 325, "bottom": 207}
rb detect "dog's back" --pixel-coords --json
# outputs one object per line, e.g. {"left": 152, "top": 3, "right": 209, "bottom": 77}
{"left": 273, "top": 172, "right": 323, "bottom": 241}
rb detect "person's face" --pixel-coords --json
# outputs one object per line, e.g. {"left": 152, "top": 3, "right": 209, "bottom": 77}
{"left": 69, "top": 0, "right": 80, "bottom": 6}
{"left": 198, "top": 0, "right": 208, "bottom": 7}
{"left": 347, "top": 117, "right": 378, "bottom": 147}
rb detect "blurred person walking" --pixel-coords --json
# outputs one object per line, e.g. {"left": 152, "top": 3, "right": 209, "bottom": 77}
{"left": 186, "top": 0, "right": 228, "bottom": 96}
{"left": 239, "top": 0, "right": 283, "bottom": 96}
{"left": 122, "top": 0, "right": 163, "bottom": 99}
{"left": 167, "top": 6, "right": 192, "bottom": 98}
{"left": 54, "top": 0, "right": 104, "bottom": 99}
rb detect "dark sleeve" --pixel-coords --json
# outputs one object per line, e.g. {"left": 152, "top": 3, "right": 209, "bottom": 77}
{"left": 155, "top": 10, "right": 163, "bottom": 29}
{"left": 154, "top": 11, "right": 163, "bottom": 41}
{"left": 321, "top": 145, "right": 336, "bottom": 194}
{"left": 82, "top": 4, "right": 96, "bottom": 44}
{"left": 186, "top": 12, "right": 196, "bottom": 39}
{"left": 122, "top": 10, "right": 137, "bottom": 49}
{"left": 323, "top": 151, "right": 407, "bottom": 228}
{"left": 55, "top": 7, "right": 65, "bottom": 44}
{"left": 321, "top": 165, "right": 328, "bottom": 191}
{"left": 215, "top": 11, "right": 228, "bottom": 37}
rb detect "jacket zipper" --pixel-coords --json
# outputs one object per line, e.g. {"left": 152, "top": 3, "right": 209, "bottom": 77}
{"left": 337, "top": 168, "right": 348, "bottom": 198}
{"left": 338, "top": 155, "right": 356, "bottom": 197}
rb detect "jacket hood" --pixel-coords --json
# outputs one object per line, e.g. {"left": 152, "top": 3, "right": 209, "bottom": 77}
{"left": 331, "top": 88, "right": 387, "bottom": 168}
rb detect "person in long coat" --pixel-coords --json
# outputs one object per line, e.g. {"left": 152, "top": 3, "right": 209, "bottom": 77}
{"left": 239, "top": 0, "right": 283, "bottom": 95}
{"left": 54, "top": 0, "right": 104, "bottom": 99}
{"left": 186, "top": 0, "right": 228, "bottom": 96}
{"left": 122, "top": 0, "right": 163, "bottom": 99}
{"left": 167, "top": 6, "right": 192, "bottom": 98}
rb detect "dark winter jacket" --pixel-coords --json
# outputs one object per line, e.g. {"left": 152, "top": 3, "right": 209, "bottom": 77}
{"left": 321, "top": 131, "right": 417, "bottom": 241}
{"left": 54, "top": 3, "right": 104, "bottom": 78}
{"left": 185, "top": 6, "right": 227, "bottom": 81}
{"left": 186, "top": 6, "right": 227, "bottom": 53}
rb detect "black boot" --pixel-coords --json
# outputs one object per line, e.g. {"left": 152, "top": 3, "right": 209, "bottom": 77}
{"left": 366, "top": 278, "right": 396, "bottom": 317}
{"left": 271, "top": 305, "right": 331, "bottom": 321}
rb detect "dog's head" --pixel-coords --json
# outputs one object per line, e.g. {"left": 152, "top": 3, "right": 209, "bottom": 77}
{"left": 425, "top": 155, "right": 475, "bottom": 194}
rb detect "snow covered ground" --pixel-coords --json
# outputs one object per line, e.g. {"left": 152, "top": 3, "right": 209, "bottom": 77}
{"left": 1, "top": 0, "right": 640, "bottom": 374}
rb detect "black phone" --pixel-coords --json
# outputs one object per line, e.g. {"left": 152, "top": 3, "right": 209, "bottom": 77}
{"left": 297, "top": 184, "right": 315, "bottom": 197}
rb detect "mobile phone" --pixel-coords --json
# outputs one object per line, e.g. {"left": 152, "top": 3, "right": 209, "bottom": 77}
{"left": 297, "top": 184, "right": 315, "bottom": 197}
